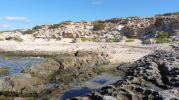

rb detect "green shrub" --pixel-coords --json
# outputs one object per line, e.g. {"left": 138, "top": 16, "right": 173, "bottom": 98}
{"left": 173, "top": 12, "right": 179, "bottom": 15}
{"left": 23, "top": 29, "right": 33, "bottom": 34}
{"left": 158, "top": 32, "right": 172, "bottom": 38}
{"left": 155, "top": 37, "right": 171, "bottom": 43}
{"left": 49, "top": 24, "right": 61, "bottom": 29}
{"left": 92, "top": 21, "right": 105, "bottom": 31}
{"left": 160, "top": 12, "right": 179, "bottom": 16}
{"left": 91, "top": 37, "right": 100, "bottom": 42}
{"left": 127, "top": 16, "right": 139, "bottom": 19}
{"left": 155, "top": 17, "right": 163, "bottom": 27}
{"left": 105, "top": 18, "right": 124, "bottom": 23}
{"left": 81, "top": 37, "right": 89, "bottom": 42}
{"left": 61, "top": 20, "right": 73, "bottom": 25}
{"left": 56, "top": 37, "right": 62, "bottom": 41}
{"left": 125, "top": 39, "right": 134, "bottom": 42}
{"left": 112, "top": 35, "right": 119, "bottom": 42}
{"left": 32, "top": 25, "right": 42, "bottom": 30}
{"left": 81, "top": 37, "right": 100, "bottom": 42}
{"left": 81, "top": 21, "right": 88, "bottom": 24}
{"left": 155, "top": 32, "right": 172, "bottom": 43}
{"left": 156, "top": 12, "right": 179, "bottom": 16}
{"left": 163, "top": 13, "right": 172, "bottom": 16}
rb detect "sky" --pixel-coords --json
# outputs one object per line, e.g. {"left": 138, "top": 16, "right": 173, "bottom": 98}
{"left": 0, "top": 0, "right": 179, "bottom": 31}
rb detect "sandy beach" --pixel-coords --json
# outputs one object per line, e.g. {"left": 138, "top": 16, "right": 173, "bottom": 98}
{"left": 0, "top": 41, "right": 170, "bottom": 63}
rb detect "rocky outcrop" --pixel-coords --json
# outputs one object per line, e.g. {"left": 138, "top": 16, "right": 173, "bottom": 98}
{"left": 121, "top": 15, "right": 179, "bottom": 39}
{"left": 0, "top": 51, "right": 109, "bottom": 99}
{"left": 32, "top": 22, "right": 93, "bottom": 39}
{"left": 26, "top": 14, "right": 179, "bottom": 42}
{"left": 121, "top": 17, "right": 156, "bottom": 39}
{"left": 1, "top": 13, "right": 179, "bottom": 43}
{"left": 72, "top": 49, "right": 179, "bottom": 100}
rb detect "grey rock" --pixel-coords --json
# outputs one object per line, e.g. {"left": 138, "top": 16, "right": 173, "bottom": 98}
{"left": 73, "top": 49, "right": 179, "bottom": 100}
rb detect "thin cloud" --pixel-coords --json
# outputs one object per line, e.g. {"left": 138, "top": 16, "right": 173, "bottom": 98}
{"left": 0, "top": 24, "right": 10, "bottom": 28}
{"left": 0, "top": 16, "right": 31, "bottom": 23}
{"left": 91, "top": 0, "right": 103, "bottom": 5}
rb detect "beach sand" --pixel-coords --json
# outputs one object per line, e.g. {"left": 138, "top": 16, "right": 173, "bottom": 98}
{"left": 0, "top": 40, "right": 169, "bottom": 63}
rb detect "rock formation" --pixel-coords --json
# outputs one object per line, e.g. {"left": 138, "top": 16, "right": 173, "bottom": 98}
{"left": 72, "top": 48, "right": 179, "bottom": 100}
{"left": 0, "top": 51, "right": 109, "bottom": 99}
{"left": 1, "top": 13, "right": 179, "bottom": 43}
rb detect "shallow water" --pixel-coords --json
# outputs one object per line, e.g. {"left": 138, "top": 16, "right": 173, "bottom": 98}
{"left": 60, "top": 73, "right": 123, "bottom": 100}
{"left": 0, "top": 56, "right": 44, "bottom": 78}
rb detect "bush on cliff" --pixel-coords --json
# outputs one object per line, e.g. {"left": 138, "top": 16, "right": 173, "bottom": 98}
{"left": 157, "top": 12, "right": 179, "bottom": 16}
{"left": 112, "top": 35, "right": 119, "bottom": 42}
{"left": 32, "top": 25, "right": 43, "bottom": 30}
{"left": 23, "top": 29, "right": 33, "bottom": 34}
{"left": 155, "top": 32, "right": 172, "bottom": 43}
{"left": 81, "top": 37, "right": 100, "bottom": 42}
{"left": 61, "top": 20, "right": 73, "bottom": 25}
{"left": 125, "top": 39, "right": 134, "bottom": 42}
{"left": 92, "top": 21, "right": 105, "bottom": 31}
{"left": 155, "top": 17, "right": 163, "bottom": 27}
{"left": 49, "top": 24, "right": 61, "bottom": 29}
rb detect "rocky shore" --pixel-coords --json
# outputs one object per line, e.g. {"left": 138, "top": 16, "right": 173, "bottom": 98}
{"left": 0, "top": 12, "right": 178, "bottom": 100}
{"left": 0, "top": 13, "right": 179, "bottom": 44}
{"left": 72, "top": 48, "right": 179, "bottom": 100}
{"left": 0, "top": 51, "right": 110, "bottom": 100}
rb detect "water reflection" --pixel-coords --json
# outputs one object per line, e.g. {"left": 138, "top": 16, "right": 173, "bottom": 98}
{"left": 60, "top": 73, "right": 123, "bottom": 100}
{"left": 61, "top": 87, "right": 92, "bottom": 100}
{"left": 0, "top": 56, "right": 44, "bottom": 78}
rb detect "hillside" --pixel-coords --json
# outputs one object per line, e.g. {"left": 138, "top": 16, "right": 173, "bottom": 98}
{"left": 0, "top": 12, "right": 179, "bottom": 44}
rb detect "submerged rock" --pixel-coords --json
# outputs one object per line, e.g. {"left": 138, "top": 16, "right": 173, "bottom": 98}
{"left": 72, "top": 49, "right": 179, "bottom": 100}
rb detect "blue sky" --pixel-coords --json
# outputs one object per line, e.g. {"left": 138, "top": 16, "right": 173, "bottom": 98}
{"left": 0, "top": 0, "right": 179, "bottom": 31}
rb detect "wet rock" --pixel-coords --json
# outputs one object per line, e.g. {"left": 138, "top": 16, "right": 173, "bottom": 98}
{"left": 72, "top": 49, "right": 179, "bottom": 100}
{"left": 25, "top": 59, "right": 61, "bottom": 80}
{"left": 0, "top": 51, "right": 110, "bottom": 99}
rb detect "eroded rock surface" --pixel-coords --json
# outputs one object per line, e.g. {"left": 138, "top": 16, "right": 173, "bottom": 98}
{"left": 0, "top": 51, "right": 109, "bottom": 99}
{"left": 73, "top": 49, "right": 179, "bottom": 100}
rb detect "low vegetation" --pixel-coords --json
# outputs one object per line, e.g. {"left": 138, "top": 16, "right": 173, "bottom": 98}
{"left": 92, "top": 21, "right": 106, "bottom": 31}
{"left": 32, "top": 25, "right": 43, "bottom": 30}
{"left": 156, "top": 12, "right": 179, "bottom": 16}
{"left": 125, "top": 39, "right": 134, "bottom": 42}
{"left": 104, "top": 18, "right": 127, "bottom": 24}
{"left": 61, "top": 20, "right": 73, "bottom": 25}
{"left": 23, "top": 29, "right": 33, "bottom": 34}
{"left": 49, "top": 24, "right": 61, "bottom": 29}
{"left": 81, "top": 37, "right": 100, "bottom": 42}
{"left": 155, "top": 32, "right": 172, "bottom": 43}
{"left": 55, "top": 37, "right": 62, "bottom": 41}
{"left": 155, "top": 17, "right": 163, "bottom": 27}
{"left": 155, "top": 37, "right": 171, "bottom": 43}
{"left": 112, "top": 35, "right": 119, "bottom": 42}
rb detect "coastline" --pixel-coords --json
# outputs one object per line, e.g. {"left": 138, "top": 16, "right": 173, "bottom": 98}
{"left": 0, "top": 41, "right": 162, "bottom": 63}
